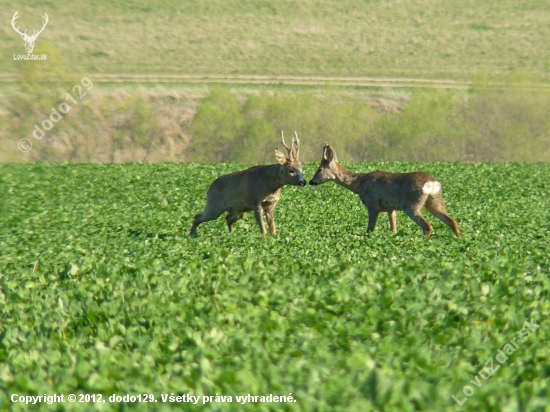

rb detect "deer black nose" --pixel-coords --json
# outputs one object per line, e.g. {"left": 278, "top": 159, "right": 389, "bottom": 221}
{"left": 299, "top": 180, "right": 306, "bottom": 186}
{"left": 309, "top": 180, "right": 317, "bottom": 186}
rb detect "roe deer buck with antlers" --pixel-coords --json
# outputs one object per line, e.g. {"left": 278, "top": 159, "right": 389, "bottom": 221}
{"left": 309, "top": 144, "right": 461, "bottom": 239}
{"left": 189, "top": 132, "right": 305, "bottom": 237}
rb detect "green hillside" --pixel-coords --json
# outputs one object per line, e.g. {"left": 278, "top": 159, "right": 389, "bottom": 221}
{"left": 1, "top": 0, "right": 549, "bottom": 80}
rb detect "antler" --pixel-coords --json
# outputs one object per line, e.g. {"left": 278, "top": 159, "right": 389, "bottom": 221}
{"left": 11, "top": 11, "right": 27, "bottom": 37}
{"left": 281, "top": 130, "right": 294, "bottom": 159}
{"left": 11, "top": 12, "right": 48, "bottom": 40}
{"left": 293, "top": 131, "right": 300, "bottom": 160}
{"left": 29, "top": 13, "right": 49, "bottom": 40}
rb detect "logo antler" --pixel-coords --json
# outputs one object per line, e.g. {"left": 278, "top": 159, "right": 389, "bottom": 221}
{"left": 12, "top": 11, "right": 49, "bottom": 54}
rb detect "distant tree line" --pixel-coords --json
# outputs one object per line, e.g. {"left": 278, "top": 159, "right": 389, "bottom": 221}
{"left": 2, "top": 55, "right": 548, "bottom": 163}
{"left": 188, "top": 83, "right": 550, "bottom": 163}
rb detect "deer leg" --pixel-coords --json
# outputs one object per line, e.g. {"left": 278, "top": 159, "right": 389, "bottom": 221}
{"left": 253, "top": 206, "right": 267, "bottom": 236}
{"left": 366, "top": 209, "right": 379, "bottom": 233}
{"left": 426, "top": 197, "right": 462, "bottom": 238}
{"left": 388, "top": 210, "right": 397, "bottom": 234}
{"left": 263, "top": 205, "right": 277, "bottom": 235}
{"left": 225, "top": 212, "right": 245, "bottom": 232}
{"left": 189, "top": 208, "right": 224, "bottom": 236}
{"left": 403, "top": 208, "right": 433, "bottom": 239}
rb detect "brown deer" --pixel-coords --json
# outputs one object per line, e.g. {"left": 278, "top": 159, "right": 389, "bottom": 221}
{"left": 189, "top": 132, "right": 306, "bottom": 237}
{"left": 309, "top": 144, "right": 461, "bottom": 239}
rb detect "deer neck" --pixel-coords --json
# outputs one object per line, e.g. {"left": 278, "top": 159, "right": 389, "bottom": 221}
{"left": 333, "top": 164, "right": 361, "bottom": 194}
{"left": 263, "top": 164, "right": 288, "bottom": 192}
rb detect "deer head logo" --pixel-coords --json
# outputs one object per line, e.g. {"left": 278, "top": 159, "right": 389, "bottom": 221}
{"left": 11, "top": 11, "right": 49, "bottom": 54}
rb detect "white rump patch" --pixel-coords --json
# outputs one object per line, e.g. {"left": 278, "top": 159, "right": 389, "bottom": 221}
{"left": 422, "top": 181, "right": 441, "bottom": 195}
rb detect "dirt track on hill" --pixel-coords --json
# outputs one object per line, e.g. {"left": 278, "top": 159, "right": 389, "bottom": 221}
{"left": 89, "top": 74, "right": 474, "bottom": 89}
{"left": 2, "top": 73, "right": 549, "bottom": 91}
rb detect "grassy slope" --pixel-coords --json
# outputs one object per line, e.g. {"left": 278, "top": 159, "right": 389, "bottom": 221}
{"left": 1, "top": 0, "right": 549, "bottom": 80}
{"left": 0, "top": 162, "right": 549, "bottom": 410}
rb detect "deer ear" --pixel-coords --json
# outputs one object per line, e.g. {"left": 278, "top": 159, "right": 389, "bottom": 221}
{"left": 274, "top": 148, "right": 287, "bottom": 165}
{"left": 323, "top": 144, "right": 335, "bottom": 162}
{"left": 327, "top": 146, "right": 336, "bottom": 163}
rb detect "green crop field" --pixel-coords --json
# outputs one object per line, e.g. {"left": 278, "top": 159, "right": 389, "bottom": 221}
{"left": 1, "top": 162, "right": 549, "bottom": 411}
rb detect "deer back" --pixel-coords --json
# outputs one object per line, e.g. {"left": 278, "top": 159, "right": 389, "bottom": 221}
{"left": 358, "top": 171, "right": 440, "bottom": 211}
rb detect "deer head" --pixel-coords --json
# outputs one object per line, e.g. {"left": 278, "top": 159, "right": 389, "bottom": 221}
{"left": 309, "top": 143, "right": 340, "bottom": 185}
{"left": 12, "top": 11, "right": 49, "bottom": 54}
{"left": 274, "top": 131, "right": 306, "bottom": 186}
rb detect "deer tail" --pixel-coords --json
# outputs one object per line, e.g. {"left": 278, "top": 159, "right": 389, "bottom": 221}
{"left": 422, "top": 180, "right": 441, "bottom": 195}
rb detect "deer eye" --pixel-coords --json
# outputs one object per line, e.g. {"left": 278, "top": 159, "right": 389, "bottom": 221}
{"left": 289, "top": 170, "right": 296, "bottom": 176}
